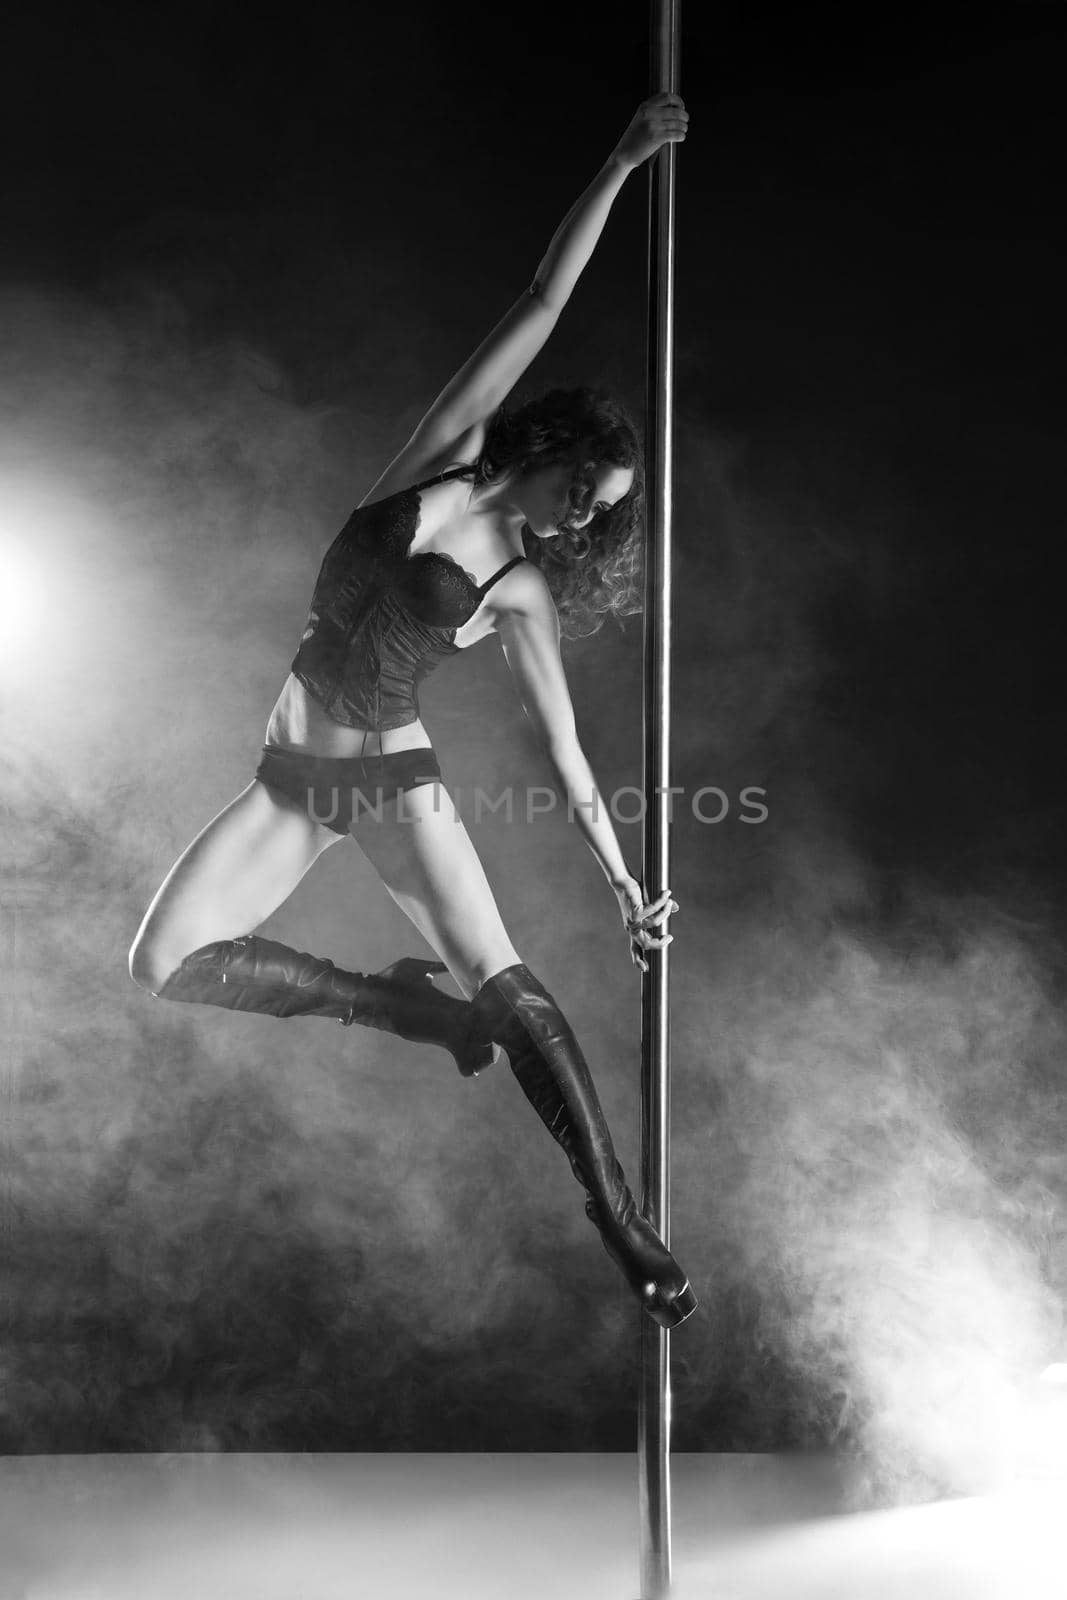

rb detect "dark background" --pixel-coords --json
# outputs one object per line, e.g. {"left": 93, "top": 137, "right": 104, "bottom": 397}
{"left": 6, "top": 2, "right": 1065, "bottom": 900}
{"left": 3, "top": 2, "right": 1065, "bottom": 1497}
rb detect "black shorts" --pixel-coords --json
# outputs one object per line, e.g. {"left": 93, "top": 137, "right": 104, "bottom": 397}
{"left": 255, "top": 744, "right": 442, "bottom": 835}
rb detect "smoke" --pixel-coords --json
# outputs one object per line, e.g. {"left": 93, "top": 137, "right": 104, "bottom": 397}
{"left": 2, "top": 277, "right": 1064, "bottom": 1498}
{"left": 0, "top": 273, "right": 638, "bottom": 1455}
{"left": 669, "top": 886, "right": 1064, "bottom": 1501}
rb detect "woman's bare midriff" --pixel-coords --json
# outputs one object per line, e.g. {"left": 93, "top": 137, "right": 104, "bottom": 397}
{"left": 263, "top": 674, "right": 436, "bottom": 758}
{"left": 263, "top": 613, "right": 501, "bottom": 759}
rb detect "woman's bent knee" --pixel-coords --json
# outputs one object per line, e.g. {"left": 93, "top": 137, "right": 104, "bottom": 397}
{"left": 128, "top": 931, "right": 181, "bottom": 996}
{"left": 126, "top": 781, "right": 334, "bottom": 998}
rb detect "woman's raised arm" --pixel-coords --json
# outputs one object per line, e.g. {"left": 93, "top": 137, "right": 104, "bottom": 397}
{"left": 416, "top": 94, "right": 687, "bottom": 440}
{"left": 367, "top": 94, "right": 688, "bottom": 494}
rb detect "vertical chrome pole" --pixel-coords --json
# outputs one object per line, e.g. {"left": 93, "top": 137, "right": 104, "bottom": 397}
{"left": 638, "top": 2, "right": 680, "bottom": 1597}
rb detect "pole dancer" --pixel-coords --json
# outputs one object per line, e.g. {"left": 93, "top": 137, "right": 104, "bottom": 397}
{"left": 639, "top": 2, "right": 682, "bottom": 1590}
{"left": 128, "top": 92, "right": 697, "bottom": 1332}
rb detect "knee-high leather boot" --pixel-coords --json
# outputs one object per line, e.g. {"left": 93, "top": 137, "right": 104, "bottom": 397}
{"left": 155, "top": 935, "right": 495, "bottom": 1078}
{"left": 470, "top": 962, "right": 697, "bottom": 1329}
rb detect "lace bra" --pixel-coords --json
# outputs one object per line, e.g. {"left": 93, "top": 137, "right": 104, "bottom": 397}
{"left": 290, "top": 464, "right": 527, "bottom": 731}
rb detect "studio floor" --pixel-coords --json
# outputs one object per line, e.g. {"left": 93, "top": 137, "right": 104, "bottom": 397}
{"left": 1, "top": 1452, "right": 1062, "bottom": 1600}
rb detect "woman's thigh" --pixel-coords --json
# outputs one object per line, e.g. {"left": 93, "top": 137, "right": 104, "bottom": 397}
{"left": 349, "top": 779, "right": 520, "bottom": 998}
{"left": 129, "top": 778, "right": 341, "bottom": 991}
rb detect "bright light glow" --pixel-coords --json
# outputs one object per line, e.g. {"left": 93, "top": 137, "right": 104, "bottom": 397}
{"left": 0, "top": 474, "right": 102, "bottom": 686}
{"left": 1039, "top": 1364, "right": 1067, "bottom": 1387}
{"left": 0, "top": 538, "right": 47, "bottom": 663}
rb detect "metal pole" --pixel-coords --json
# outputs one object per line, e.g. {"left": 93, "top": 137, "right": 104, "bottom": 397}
{"left": 638, "top": 2, "right": 680, "bottom": 1598}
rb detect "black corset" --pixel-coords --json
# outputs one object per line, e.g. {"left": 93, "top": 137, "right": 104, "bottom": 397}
{"left": 290, "top": 466, "right": 526, "bottom": 730}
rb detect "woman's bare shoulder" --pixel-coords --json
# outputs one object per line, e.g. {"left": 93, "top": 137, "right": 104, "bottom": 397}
{"left": 489, "top": 558, "right": 556, "bottom": 623}
{"left": 356, "top": 418, "right": 488, "bottom": 510}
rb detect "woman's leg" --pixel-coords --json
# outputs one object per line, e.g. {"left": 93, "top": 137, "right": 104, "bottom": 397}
{"left": 348, "top": 778, "right": 521, "bottom": 999}
{"left": 129, "top": 776, "right": 495, "bottom": 1076}
{"left": 350, "top": 782, "right": 697, "bottom": 1328}
{"left": 129, "top": 778, "right": 341, "bottom": 992}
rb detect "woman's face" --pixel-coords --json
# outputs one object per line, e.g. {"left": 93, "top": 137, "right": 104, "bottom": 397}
{"left": 517, "top": 459, "right": 635, "bottom": 540}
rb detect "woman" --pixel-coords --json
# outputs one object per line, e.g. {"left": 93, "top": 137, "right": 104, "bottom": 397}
{"left": 129, "top": 92, "right": 696, "bottom": 1329}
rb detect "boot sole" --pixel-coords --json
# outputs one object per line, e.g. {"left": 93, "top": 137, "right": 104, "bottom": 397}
{"left": 643, "top": 1278, "right": 698, "bottom": 1330}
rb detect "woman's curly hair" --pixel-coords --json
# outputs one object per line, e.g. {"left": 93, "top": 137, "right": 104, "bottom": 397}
{"left": 471, "top": 386, "right": 645, "bottom": 639}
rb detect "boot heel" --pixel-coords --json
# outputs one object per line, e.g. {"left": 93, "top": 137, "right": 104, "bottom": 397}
{"left": 456, "top": 1030, "right": 499, "bottom": 1079}
{"left": 643, "top": 1278, "right": 698, "bottom": 1330}
{"left": 374, "top": 956, "right": 448, "bottom": 985}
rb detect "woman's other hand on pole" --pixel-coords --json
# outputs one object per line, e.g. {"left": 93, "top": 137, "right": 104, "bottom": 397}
{"left": 611, "top": 93, "right": 689, "bottom": 173}
{"left": 612, "top": 875, "right": 678, "bottom": 972}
